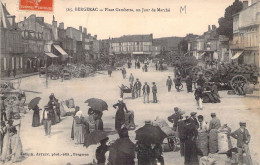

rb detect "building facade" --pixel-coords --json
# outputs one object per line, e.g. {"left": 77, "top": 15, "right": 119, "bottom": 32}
{"left": 1, "top": 3, "right": 24, "bottom": 77}
{"left": 230, "top": 0, "right": 260, "bottom": 69}
{"left": 110, "top": 34, "right": 153, "bottom": 58}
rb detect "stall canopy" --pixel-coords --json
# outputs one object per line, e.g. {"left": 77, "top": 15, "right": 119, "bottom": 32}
{"left": 45, "top": 52, "right": 58, "bottom": 58}
{"left": 53, "top": 45, "right": 68, "bottom": 58}
{"left": 231, "top": 51, "right": 243, "bottom": 60}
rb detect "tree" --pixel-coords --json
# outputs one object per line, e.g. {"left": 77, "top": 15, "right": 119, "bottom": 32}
{"left": 178, "top": 39, "right": 188, "bottom": 55}
{"left": 217, "top": 0, "right": 243, "bottom": 39}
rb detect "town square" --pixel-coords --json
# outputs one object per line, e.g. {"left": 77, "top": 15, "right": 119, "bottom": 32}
{"left": 0, "top": 0, "right": 260, "bottom": 165}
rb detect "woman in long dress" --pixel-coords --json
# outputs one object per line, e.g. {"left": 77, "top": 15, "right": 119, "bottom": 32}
{"left": 73, "top": 111, "right": 88, "bottom": 144}
{"left": 32, "top": 105, "right": 41, "bottom": 127}
{"left": 113, "top": 98, "right": 129, "bottom": 132}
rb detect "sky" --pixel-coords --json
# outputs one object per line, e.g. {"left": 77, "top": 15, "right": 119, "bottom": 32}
{"left": 2, "top": 0, "right": 245, "bottom": 39}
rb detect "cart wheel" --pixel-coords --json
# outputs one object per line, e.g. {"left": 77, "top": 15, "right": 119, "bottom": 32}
{"left": 230, "top": 75, "right": 247, "bottom": 90}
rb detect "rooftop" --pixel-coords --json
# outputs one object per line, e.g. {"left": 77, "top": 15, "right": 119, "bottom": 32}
{"left": 112, "top": 34, "right": 153, "bottom": 42}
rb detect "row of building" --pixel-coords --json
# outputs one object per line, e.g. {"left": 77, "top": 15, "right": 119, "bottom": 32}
{"left": 187, "top": 0, "right": 260, "bottom": 69}
{"left": 0, "top": 3, "right": 100, "bottom": 77}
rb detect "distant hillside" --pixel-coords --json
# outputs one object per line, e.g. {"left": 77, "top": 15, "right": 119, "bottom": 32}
{"left": 154, "top": 37, "right": 183, "bottom": 50}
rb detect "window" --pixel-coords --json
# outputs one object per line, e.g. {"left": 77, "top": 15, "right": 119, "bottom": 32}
{"left": 16, "top": 57, "right": 19, "bottom": 69}
{"left": 20, "top": 57, "right": 23, "bottom": 69}
{"left": 12, "top": 57, "right": 14, "bottom": 69}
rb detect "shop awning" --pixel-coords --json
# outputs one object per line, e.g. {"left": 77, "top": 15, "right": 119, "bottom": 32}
{"left": 45, "top": 52, "right": 58, "bottom": 58}
{"left": 231, "top": 51, "right": 243, "bottom": 60}
{"left": 53, "top": 45, "right": 68, "bottom": 58}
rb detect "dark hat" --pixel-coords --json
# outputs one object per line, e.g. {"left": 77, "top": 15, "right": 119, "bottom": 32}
{"left": 190, "top": 112, "right": 197, "bottom": 116}
{"left": 118, "top": 127, "right": 129, "bottom": 138}
{"left": 174, "top": 107, "right": 179, "bottom": 112}
{"left": 145, "top": 120, "right": 152, "bottom": 125}
{"left": 211, "top": 113, "right": 216, "bottom": 116}
{"left": 152, "top": 82, "right": 155, "bottom": 84}
{"left": 136, "top": 78, "right": 139, "bottom": 80}
{"left": 239, "top": 121, "right": 246, "bottom": 126}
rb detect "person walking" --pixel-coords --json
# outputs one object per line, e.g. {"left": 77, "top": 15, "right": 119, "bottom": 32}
{"left": 108, "top": 68, "right": 112, "bottom": 77}
{"left": 208, "top": 113, "right": 221, "bottom": 154}
{"left": 155, "top": 62, "right": 158, "bottom": 70}
{"left": 129, "top": 73, "right": 134, "bottom": 88}
{"left": 142, "top": 82, "right": 150, "bottom": 104}
{"left": 0, "top": 95, "right": 7, "bottom": 122}
{"left": 122, "top": 68, "right": 127, "bottom": 79}
{"left": 194, "top": 85, "right": 203, "bottom": 110}
{"left": 113, "top": 98, "right": 129, "bottom": 132}
{"left": 42, "top": 106, "right": 52, "bottom": 137}
{"left": 168, "top": 107, "right": 181, "bottom": 131}
{"left": 231, "top": 121, "right": 253, "bottom": 165}
{"left": 152, "top": 82, "right": 157, "bottom": 103}
{"left": 174, "top": 75, "right": 182, "bottom": 92}
{"left": 134, "top": 78, "right": 142, "bottom": 98}
{"left": 144, "top": 64, "right": 148, "bottom": 72}
{"left": 32, "top": 104, "right": 41, "bottom": 127}
{"left": 186, "top": 75, "right": 193, "bottom": 93}
{"left": 166, "top": 76, "right": 173, "bottom": 92}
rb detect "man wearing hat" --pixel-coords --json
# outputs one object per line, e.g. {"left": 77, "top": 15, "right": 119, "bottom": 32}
{"left": 142, "top": 82, "right": 150, "bottom": 104}
{"left": 134, "top": 78, "right": 142, "bottom": 98}
{"left": 152, "top": 82, "right": 157, "bottom": 103}
{"left": 166, "top": 76, "right": 173, "bottom": 92}
{"left": 231, "top": 121, "right": 253, "bottom": 165}
{"left": 168, "top": 107, "right": 181, "bottom": 131}
{"left": 177, "top": 114, "right": 186, "bottom": 157}
{"left": 190, "top": 112, "right": 199, "bottom": 129}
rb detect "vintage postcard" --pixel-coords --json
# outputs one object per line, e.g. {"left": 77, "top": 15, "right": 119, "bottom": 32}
{"left": 0, "top": 0, "right": 259, "bottom": 164}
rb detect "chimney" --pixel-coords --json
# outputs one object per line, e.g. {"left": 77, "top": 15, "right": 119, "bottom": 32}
{"left": 24, "top": 17, "right": 26, "bottom": 20}
{"left": 59, "top": 22, "right": 64, "bottom": 29}
{"left": 208, "top": 25, "right": 211, "bottom": 31}
{"left": 242, "top": 1, "right": 248, "bottom": 9}
{"left": 79, "top": 26, "right": 82, "bottom": 32}
{"left": 83, "top": 28, "right": 87, "bottom": 34}
{"left": 53, "top": 15, "right": 55, "bottom": 21}
{"left": 212, "top": 25, "right": 216, "bottom": 30}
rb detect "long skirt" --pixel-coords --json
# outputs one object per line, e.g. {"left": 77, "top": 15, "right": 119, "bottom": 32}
{"left": 184, "top": 139, "right": 199, "bottom": 165}
{"left": 32, "top": 111, "right": 40, "bottom": 127}
{"left": 74, "top": 124, "right": 86, "bottom": 144}
{"left": 196, "top": 132, "right": 209, "bottom": 156}
{"left": 115, "top": 110, "right": 125, "bottom": 131}
{"left": 209, "top": 129, "right": 218, "bottom": 154}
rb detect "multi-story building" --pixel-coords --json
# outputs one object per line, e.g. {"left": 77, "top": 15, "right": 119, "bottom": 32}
{"left": 110, "top": 34, "right": 153, "bottom": 58}
{"left": 1, "top": 3, "right": 24, "bottom": 77}
{"left": 230, "top": 0, "right": 260, "bottom": 68}
{"left": 188, "top": 25, "right": 220, "bottom": 62}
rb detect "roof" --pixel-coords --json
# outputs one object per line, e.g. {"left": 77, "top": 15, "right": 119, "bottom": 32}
{"left": 36, "top": 19, "right": 52, "bottom": 30}
{"left": 112, "top": 34, "right": 153, "bottom": 42}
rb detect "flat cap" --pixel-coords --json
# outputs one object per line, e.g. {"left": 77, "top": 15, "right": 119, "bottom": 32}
{"left": 190, "top": 112, "right": 197, "bottom": 116}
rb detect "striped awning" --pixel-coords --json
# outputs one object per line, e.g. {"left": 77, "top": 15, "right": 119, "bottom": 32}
{"left": 53, "top": 45, "right": 68, "bottom": 58}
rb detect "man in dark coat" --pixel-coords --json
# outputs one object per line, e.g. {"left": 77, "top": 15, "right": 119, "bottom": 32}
{"left": 134, "top": 78, "right": 142, "bottom": 98}
{"left": 168, "top": 107, "right": 181, "bottom": 131}
{"left": 108, "top": 128, "right": 135, "bottom": 165}
{"left": 185, "top": 75, "right": 193, "bottom": 93}
{"left": 194, "top": 86, "right": 203, "bottom": 110}
{"left": 190, "top": 112, "right": 199, "bottom": 129}
{"left": 142, "top": 82, "right": 150, "bottom": 104}
{"left": 113, "top": 98, "right": 129, "bottom": 132}
{"left": 152, "top": 82, "right": 157, "bottom": 103}
{"left": 122, "top": 68, "right": 127, "bottom": 79}
{"left": 166, "top": 76, "right": 173, "bottom": 92}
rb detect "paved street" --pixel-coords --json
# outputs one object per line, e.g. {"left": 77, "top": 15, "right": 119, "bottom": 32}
{"left": 8, "top": 63, "right": 260, "bottom": 165}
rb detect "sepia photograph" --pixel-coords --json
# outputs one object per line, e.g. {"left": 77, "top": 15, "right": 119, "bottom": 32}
{"left": 0, "top": 0, "right": 259, "bottom": 164}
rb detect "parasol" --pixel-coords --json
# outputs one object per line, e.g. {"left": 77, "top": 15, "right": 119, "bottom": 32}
{"left": 110, "top": 137, "right": 135, "bottom": 157}
{"left": 135, "top": 125, "right": 167, "bottom": 145}
{"left": 28, "top": 97, "right": 41, "bottom": 109}
{"left": 84, "top": 130, "right": 108, "bottom": 148}
{"left": 84, "top": 98, "right": 108, "bottom": 112}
